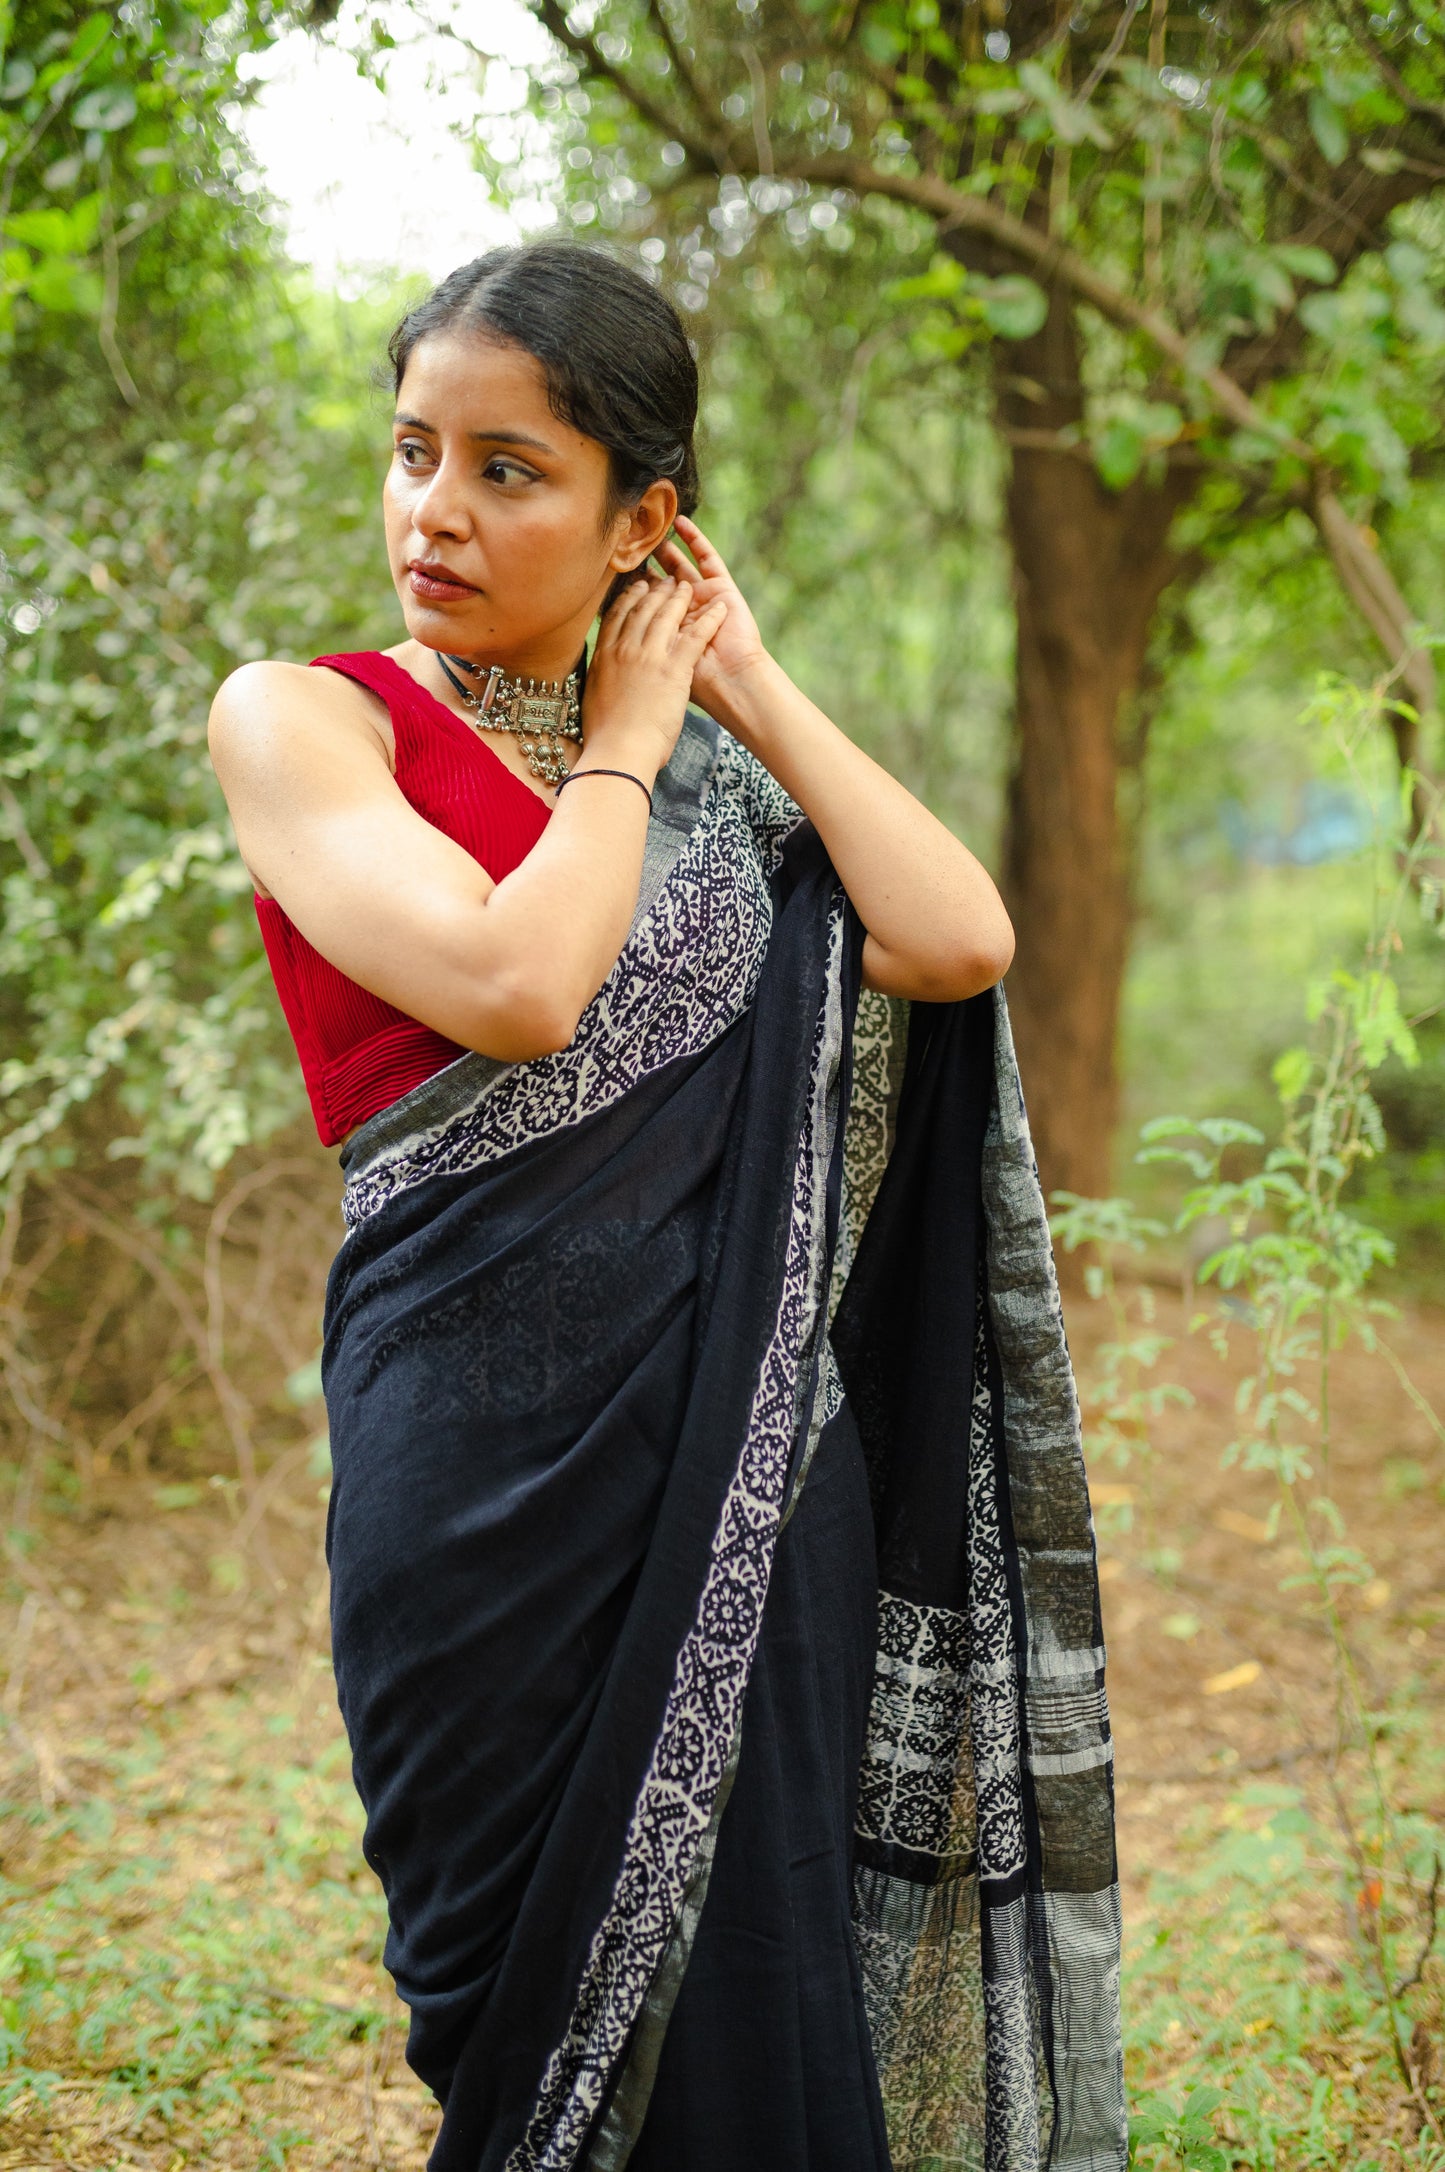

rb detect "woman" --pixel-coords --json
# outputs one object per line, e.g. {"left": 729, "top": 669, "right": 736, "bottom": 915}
{"left": 210, "top": 241, "right": 1124, "bottom": 2172}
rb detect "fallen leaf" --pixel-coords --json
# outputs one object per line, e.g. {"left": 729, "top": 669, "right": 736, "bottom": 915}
{"left": 1202, "top": 1659, "right": 1261, "bottom": 1695}
{"left": 1213, "top": 1508, "right": 1272, "bottom": 1544}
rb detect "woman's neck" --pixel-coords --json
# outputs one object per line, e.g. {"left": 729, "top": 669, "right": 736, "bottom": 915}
{"left": 397, "top": 636, "right": 585, "bottom": 689}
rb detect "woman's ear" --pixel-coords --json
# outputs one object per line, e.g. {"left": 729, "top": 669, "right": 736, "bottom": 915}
{"left": 609, "top": 479, "right": 679, "bottom": 574}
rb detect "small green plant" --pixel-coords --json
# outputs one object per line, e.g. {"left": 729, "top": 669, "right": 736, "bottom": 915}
{"left": 1057, "top": 673, "right": 1445, "bottom": 2153}
{"left": 1129, "top": 2083, "right": 1238, "bottom": 2169}
{"left": 1049, "top": 1189, "right": 1192, "bottom": 1567}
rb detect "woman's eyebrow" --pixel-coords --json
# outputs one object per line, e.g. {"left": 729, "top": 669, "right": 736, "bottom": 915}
{"left": 391, "top": 411, "right": 554, "bottom": 456}
{"left": 470, "top": 427, "right": 555, "bottom": 453}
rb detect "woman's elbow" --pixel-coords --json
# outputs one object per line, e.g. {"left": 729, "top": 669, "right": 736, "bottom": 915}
{"left": 917, "top": 908, "right": 1015, "bottom": 1002}
{"left": 970, "top": 913, "right": 1015, "bottom": 992}
{"left": 865, "top": 927, "right": 1011, "bottom": 1002}
{"left": 453, "top": 972, "right": 583, "bottom": 1063}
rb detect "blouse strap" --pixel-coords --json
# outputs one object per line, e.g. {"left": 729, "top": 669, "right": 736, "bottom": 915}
{"left": 309, "top": 651, "right": 431, "bottom": 771}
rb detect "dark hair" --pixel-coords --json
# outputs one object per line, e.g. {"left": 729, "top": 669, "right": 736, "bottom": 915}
{"left": 388, "top": 241, "right": 700, "bottom": 523}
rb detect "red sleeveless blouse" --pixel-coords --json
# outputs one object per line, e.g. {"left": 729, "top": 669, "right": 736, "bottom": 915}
{"left": 254, "top": 651, "right": 553, "bottom": 1147}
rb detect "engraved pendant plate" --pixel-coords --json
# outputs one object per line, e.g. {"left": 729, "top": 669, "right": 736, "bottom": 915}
{"left": 515, "top": 693, "right": 566, "bottom": 733}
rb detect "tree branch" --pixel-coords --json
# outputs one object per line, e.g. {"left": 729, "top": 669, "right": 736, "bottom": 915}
{"left": 532, "top": 14, "right": 1442, "bottom": 810}
{"left": 527, "top": 0, "right": 730, "bottom": 165}
{"left": 1337, "top": 1, "right": 1445, "bottom": 132}
{"left": 643, "top": 0, "right": 724, "bottom": 148}
{"left": 1312, "top": 480, "right": 1441, "bottom": 838}
{"left": 772, "top": 151, "right": 1317, "bottom": 450}
{"left": 1076, "top": 0, "right": 1149, "bottom": 105}
{"left": 1235, "top": 120, "right": 1374, "bottom": 245}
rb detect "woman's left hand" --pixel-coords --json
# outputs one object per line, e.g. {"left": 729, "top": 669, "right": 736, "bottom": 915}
{"left": 654, "top": 516, "right": 769, "bottom": 724}
{"left": 658, "top": 519, "right": 1014, "bottom": 1004}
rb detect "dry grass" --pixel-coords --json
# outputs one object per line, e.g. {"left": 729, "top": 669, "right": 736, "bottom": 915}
{"left": 1, "top": 1159, "right": 1442, "bottom": 2166}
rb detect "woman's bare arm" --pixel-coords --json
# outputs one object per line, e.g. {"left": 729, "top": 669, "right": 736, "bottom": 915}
{"left": 208, "top": 578, "right": 724, "bottom": 1061}
{"left": 659, "top": 517, "right": 1015, "bottom": 1003}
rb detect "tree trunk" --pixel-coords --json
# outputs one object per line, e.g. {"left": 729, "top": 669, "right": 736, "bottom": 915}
{"left": 994, "top": 289, "right": 1200, "bottom": 1207}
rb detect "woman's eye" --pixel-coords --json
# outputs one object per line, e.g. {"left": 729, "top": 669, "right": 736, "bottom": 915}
{"left": 483, "top": 457, "right": 535, "bottom": 486}
{"left": 396, "top": 439, "right": 431, "bottom": 468}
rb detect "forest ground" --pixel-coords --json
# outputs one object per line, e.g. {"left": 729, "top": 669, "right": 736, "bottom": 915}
{"left": 1, "top": 1286, "right": 1442, "bottom": 2171}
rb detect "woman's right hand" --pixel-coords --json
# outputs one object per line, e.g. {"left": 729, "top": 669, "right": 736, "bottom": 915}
{"left": 581, "top": 574, "right": 728, "bottom": 777}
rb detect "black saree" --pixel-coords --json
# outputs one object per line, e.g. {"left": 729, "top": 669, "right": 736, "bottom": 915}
{"left": 321, "top": 710, "right": 1126, "bottom": 2172}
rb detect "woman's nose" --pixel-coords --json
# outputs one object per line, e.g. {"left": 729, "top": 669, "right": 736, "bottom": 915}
{"left": 412, "top": 459, "right": 471, "bottom": 540}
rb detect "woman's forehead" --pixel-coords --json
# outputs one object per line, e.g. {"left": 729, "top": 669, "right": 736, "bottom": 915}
{"left": 395, "top": 332, "right": 567, "bottom": 441}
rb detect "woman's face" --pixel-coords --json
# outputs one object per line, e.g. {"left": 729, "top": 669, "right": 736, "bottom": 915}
{"left": 383, "top": 329, "right": 672, "bottom": 677}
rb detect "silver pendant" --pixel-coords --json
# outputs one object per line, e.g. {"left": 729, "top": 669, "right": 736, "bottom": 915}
{"left": 443, "top": 657, "right": 583, "bottom": 787}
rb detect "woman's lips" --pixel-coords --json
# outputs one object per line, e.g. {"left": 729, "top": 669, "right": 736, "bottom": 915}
{"left": 408, "top": 563, "right": 478, "bottom": 602}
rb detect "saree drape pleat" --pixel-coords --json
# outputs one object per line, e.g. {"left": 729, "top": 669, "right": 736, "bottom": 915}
{"left": 322, "top": 711, "right": 1126, "bottom": 2172}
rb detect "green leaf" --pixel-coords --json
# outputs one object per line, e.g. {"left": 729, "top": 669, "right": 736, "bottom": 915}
{"left": 1272, "top": 1046, "right": 1312, "bottom": 1105}
{"left": 66, "top": 13, "right": 114, "bottom": 70}
{"left": 1353, "top": 970, "right": 1419, "bottom": 1070}
{"left": 1094, "top": 419, "right": 1146, "bottom": 490}
{"left": 4, "top": 208, "right": 74, "bottom": 252}
{"left": 71, "top": 82, "right": 136, "bottom": 133}
{"left": 1196, "top": 1117, "right": 1265, "bottom": 1146}
{"left": 1386, "top": 241, "right": 1431, "bottom": 285}
{"left": 1137, "top": 1116, "right": 1201, "bottom": 1142}
{"left": 286, "top": 1356, "right": 324, "bottom": 1405}
{"left": 979, "top": 274, "right": 1047, "bottom": 340}
{"left": 153, "top": 1482, "right": 203, "bottom": 1511}
{"left": 23, "top": 256, "right": 101, "bottom": 313}
{"left": 1017, "top": 58, "right": 1114, "bottom": 146}
{"left": 5, "top": 195, "right": 100, "bottom": 254}
{"left": 1276, "top": 244, "right": 1337, "bottom": 285}
{"left": 1298, "top": 291, "right": 1344, "bottom": 338}
{"left": 886, "top": 256, "right": 966, "bottom": 304}
{"left": 860, "top": 19, "right": 904, "bottom": 62}
{"left": 1307, "top": 90, "right": 1349, "bottom": 166}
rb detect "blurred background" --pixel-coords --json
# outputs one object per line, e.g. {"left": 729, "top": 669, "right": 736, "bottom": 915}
{"left": 0, "top": 1, "right": 1442, "bottom": 2164}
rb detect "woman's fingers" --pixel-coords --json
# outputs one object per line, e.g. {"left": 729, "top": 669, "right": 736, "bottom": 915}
{"left": 654, "top": 537, "right": 704, "bottom": 590}
{"left": 675, "top": 595, "right": 728, "bottom": 660}
{"left": 672, "top": 515, "right": 731, "bottom": 583}
{"left": 632, "top": 577, "right": 694, "bottom": 649}
{"left": 614, "top": 574, "right": 682, "bottom": 644}
{"left": 598, "top": 576, "right": 653, "bottom": 645}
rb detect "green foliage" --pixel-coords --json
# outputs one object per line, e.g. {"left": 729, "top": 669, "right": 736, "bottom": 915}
{"left": 1125, "top": 1737, "right": 1445, "bottom": 2169}
{"left": 0, "top": 1687, "right": 391, "bottom": 2159}
{"left": 494, "top": 0, "right": 1445, "bottom": 514}
{"left": 1062, "top": 674, "right": 1445, "bottom": 2156}
{"left": 0, "top": 4, "right": 403, "bottom": 1196}
{"left": 0, "top": 0, "right": 279, "bottom": 368}
{"left": 1129, "top": 2084, "right": 1236, "bottom": 2171}
{"left": 0, "top": 358, "right": 393, "bottom": 1194}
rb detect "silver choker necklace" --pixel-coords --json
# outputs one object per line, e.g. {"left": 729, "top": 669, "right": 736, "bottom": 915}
{"left": 436, "top": 654, "right": 583, "bottom": 788}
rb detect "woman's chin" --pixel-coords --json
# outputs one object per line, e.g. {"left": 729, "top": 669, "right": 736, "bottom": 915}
{"left": 401, "top": 600, "right": 494, "bottom": 653}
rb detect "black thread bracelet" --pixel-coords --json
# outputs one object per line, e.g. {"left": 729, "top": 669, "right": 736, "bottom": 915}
{"left": 554, "top": 766, "right": 654, "bottom": 815}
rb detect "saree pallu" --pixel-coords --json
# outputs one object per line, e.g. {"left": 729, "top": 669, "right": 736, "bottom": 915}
{"left": 322, "top": 711, "right": 1127, "bottom": 2172}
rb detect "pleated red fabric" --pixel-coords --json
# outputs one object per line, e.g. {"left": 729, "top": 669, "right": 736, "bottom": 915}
{"left": 254, "top": 651, "right": 553, "bottom": 1147}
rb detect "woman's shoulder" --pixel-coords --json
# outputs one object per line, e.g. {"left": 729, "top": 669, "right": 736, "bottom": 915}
{"left": 208, "top": 654, "right": 392, "bottom": 778}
